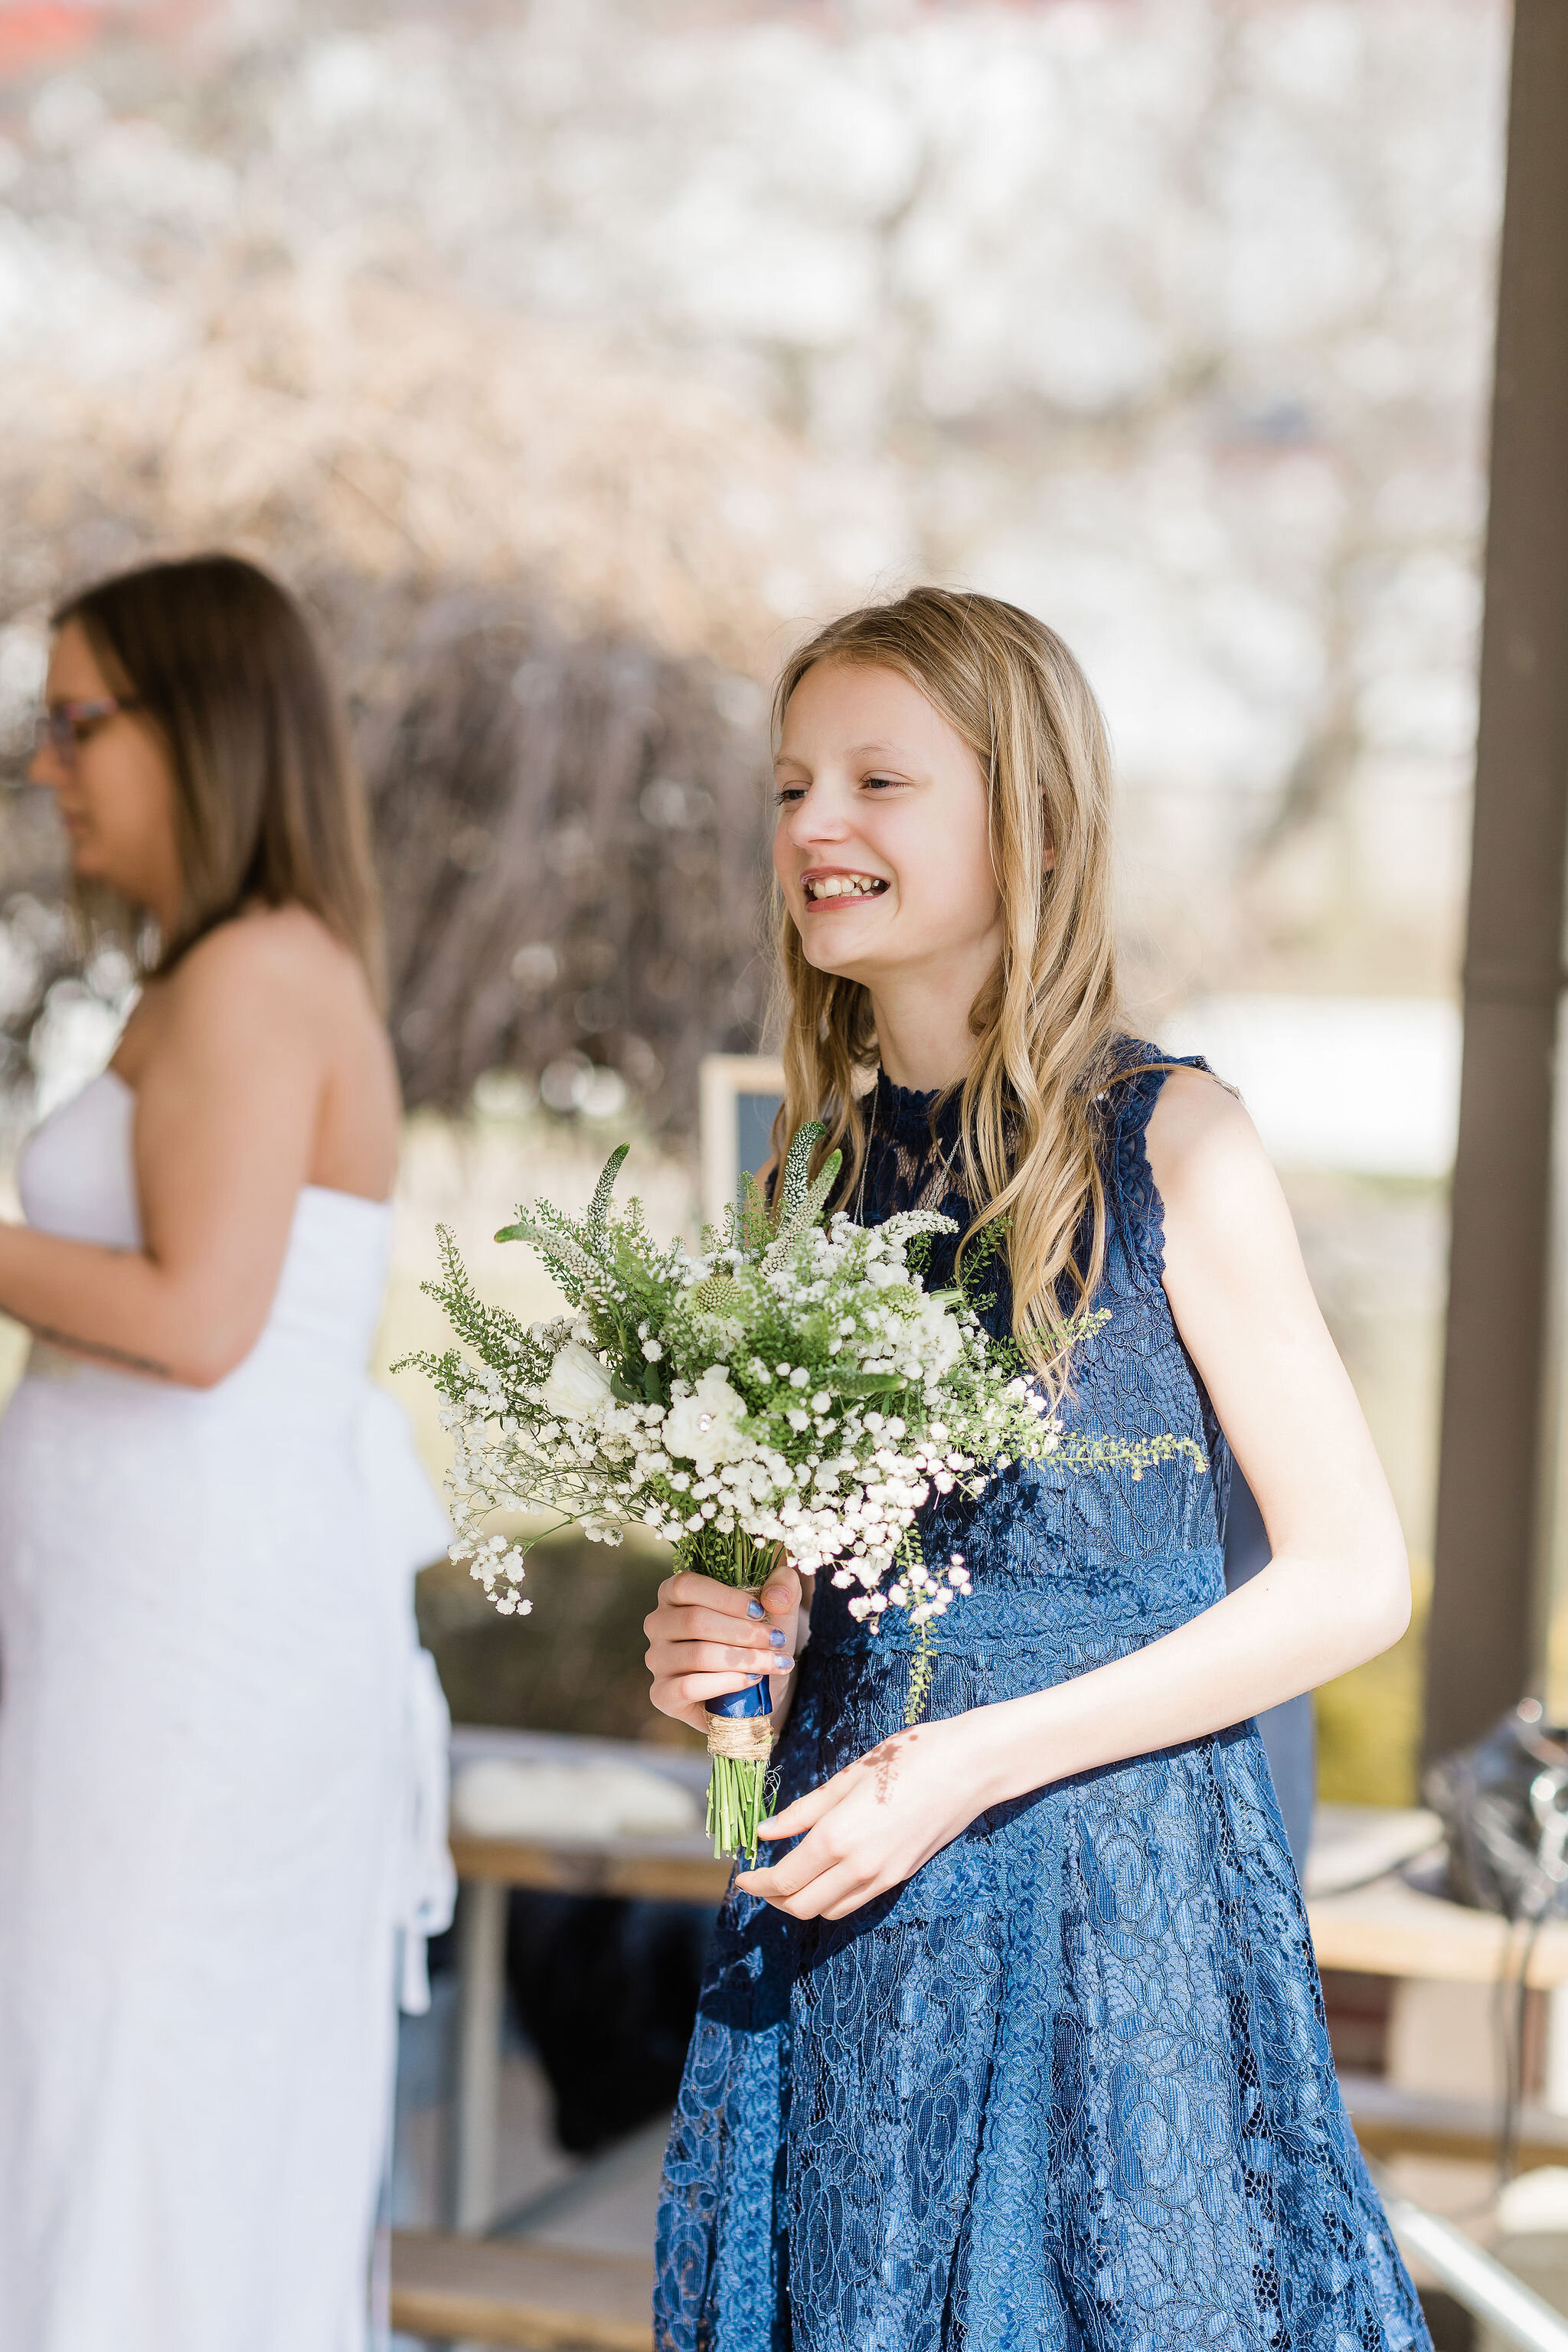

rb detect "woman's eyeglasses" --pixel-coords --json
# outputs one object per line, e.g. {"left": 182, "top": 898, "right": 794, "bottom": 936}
{"left": 34, "top": 697, "right": 144, "bottom": 766}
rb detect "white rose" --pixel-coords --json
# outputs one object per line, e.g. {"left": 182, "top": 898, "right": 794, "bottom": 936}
{"left": 541, "top": 1340, "right": 616, "bottom": 1422}
{"left": 665, "top": 1365, "right": 752, "bottom": 1465}
{"left": 913, "top": 1294, "right": 962, "bottom": 1377}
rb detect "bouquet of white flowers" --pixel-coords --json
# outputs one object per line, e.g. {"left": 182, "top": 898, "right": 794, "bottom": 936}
{"left": 403, "top": 1125, "right": 1200, "bottom": 1859}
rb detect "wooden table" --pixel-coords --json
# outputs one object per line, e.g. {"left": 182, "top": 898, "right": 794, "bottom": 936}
{"left": 390, "top": 2232, "right": 654, "bottom": 2350}
{"left": 446, "top": 1726, "right": 727, "bottom": 2233}
{"left": 1309, "top": 1872, "right": 1568, "bottom": 1991}
{"left": 1305, "top": 1803, "right": 1568, "bottom": 1989}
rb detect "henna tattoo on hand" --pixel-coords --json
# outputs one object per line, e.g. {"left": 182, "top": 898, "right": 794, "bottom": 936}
{"left": 867, "top": 1730, "right": 919, "bottom": 1805}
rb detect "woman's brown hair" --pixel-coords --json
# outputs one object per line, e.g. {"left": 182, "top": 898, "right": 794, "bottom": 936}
{"left": 771, "top": 584, "right": 1125, "bottom": 1391}
{"left": 54, "top": 553, "right": 384, "bottom": 999}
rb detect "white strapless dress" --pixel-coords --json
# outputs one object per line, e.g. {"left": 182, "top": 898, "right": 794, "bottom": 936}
{"left": 0, "top": 1071, "right": 453, "bottom": 2352}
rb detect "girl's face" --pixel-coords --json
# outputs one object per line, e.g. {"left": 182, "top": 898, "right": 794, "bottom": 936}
{"left": 30, "top": 619, "right": 183, "bottom": 923}
{"left": 773, "top": 658, "right": 1004, "bottom": 998}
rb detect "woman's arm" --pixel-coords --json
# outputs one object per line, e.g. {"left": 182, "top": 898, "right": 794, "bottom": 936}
{"left": 738, "top": 1070, "right": 1410, "bottom": 1920}
{"left": 0, "top": 923, "right": 328, "bottom": 1387}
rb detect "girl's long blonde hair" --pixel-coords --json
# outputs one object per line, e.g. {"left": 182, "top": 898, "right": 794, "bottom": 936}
{"left": 771, "top": 585, "right": 1127, "bottom": 1386}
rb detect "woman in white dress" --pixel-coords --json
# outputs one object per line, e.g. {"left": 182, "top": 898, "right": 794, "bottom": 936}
{"left": 0, "top": 554, "right": 451, "bottom": 2352}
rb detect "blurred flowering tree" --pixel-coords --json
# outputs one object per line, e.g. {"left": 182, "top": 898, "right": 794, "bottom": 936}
{"left": 0, "top": 0, "right": 1508, "bottom": 1136}
{"left": 344, "top": 585, "right": 772, "bottom": 1126}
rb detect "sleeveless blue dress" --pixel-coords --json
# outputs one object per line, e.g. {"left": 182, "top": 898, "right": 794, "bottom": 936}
{"left": 655, "top": 1059, "right": 1429, "bottom": 2352}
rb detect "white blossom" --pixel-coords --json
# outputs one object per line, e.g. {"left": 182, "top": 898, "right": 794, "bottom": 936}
{"left": 541, "top": 1340, "right": 616, "bottom": 1423}
{"left": 665, "top": 1365, "right": 753, "bottom": 1465}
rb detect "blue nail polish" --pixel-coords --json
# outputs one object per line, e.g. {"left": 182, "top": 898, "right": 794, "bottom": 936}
{"left": 746, "top": 1600, "right": 766, "bottom": 1619}
{"left": 769, "top": 1628, "right": 786, "bottom": 1648}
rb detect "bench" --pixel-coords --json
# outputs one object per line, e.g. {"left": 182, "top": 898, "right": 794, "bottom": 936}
{"left": 389, "top": 2233, "right": 653, "bottom": 2350}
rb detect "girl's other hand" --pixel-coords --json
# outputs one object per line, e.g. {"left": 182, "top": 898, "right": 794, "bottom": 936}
{"left": 735, "top": 1711, "right": 1001, "bottom": 1920}
{"left": 643, "top": 1560, "right": 804, "bottom": 1736}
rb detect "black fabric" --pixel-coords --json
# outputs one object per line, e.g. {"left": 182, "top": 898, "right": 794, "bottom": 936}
{"left": 1424, "top": 1706, "right": 1568, "bottom": 1920}
{"left": 505, "top": 1892, "right": 717, "bottom": 2154}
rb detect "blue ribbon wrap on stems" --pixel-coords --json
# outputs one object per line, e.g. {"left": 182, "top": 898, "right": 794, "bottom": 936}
{"left": 705, "top": 1680, "right": 774, "bottom": 1727}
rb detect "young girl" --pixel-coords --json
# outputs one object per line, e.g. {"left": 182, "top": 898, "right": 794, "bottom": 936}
{"left": 645, "top": 589, "right": 1428, "bottom": 2350}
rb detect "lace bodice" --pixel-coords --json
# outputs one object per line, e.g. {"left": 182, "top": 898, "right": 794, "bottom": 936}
{"left": 851, "top": 1056, "right": 1230, "bottom": 1599}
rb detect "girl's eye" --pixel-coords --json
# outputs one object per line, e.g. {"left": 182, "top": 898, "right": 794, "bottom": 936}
{"left": 774, "top": 785, "right": 807, "bottom": 806}
{"left": 863, "top": 774, "right": 906, "bottom": 792}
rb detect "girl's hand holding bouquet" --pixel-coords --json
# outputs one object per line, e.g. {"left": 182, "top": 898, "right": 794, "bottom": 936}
{"left": 642, "top": 1558, "right": 806, "bottom": 1736}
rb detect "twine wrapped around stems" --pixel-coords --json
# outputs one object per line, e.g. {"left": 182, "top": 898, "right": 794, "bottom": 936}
{"left": 706, "top": 1712, "right": 774, "bottom": 1762}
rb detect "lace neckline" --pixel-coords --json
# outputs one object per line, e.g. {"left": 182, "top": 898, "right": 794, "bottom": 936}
{"left": 870, "top": 1068, "right": 962, "bottom": 1150}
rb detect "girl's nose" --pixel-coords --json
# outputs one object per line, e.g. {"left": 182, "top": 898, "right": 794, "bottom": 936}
{"left": 784, "top": 786, "right": 851, "bottom": 847}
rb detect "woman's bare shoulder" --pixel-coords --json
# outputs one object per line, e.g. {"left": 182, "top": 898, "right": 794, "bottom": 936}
{"left": 172, "top": 906, "right": 364, "bottom": 1008}
{"left": 180, "top": 903, "right": 358, "bottom": 985}
{"left": 1145, "top": 1063, "right": 1274, "bottom": 1205}
{"left": 160, "top": 907, "right": 377, "bottom": 1059}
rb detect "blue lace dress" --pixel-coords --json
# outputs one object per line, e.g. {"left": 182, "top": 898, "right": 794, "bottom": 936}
{"left": 655, "top": 1060, "right": 1429, "bottom": 2352}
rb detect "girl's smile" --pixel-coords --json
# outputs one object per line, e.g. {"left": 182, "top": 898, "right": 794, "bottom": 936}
{"left": 799, "top": 867, "right": 891, "bottom": 906}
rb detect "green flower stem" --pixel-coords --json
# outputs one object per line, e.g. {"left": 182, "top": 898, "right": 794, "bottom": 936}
{"left": 707, "top": 1753, "right": 772, "bottom": 1865}
{"left": 676, "top": 1522, "right": 776, "bottom": 1591}
{"left": 904, "top": 1616, "right": 937, "bottom": 1726}
{"left": 678, "top": 1525, "right": 778, "bottom": 1862}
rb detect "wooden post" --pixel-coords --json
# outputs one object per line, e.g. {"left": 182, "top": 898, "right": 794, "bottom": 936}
{"left": 1426, "top": 0, "right": 1568, "bottom": 1761}
{"left": 447, "top": 1877, "right": 507, "bottom": 2233}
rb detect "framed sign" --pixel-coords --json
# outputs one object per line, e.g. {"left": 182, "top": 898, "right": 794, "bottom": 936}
{"left": 698, "top": 1054, "right": 785, "bottom": 1227}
